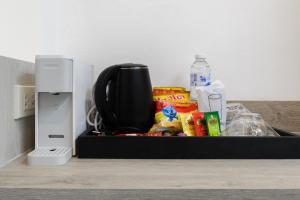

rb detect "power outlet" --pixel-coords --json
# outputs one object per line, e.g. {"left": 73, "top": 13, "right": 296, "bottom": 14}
{"left": 14, "top": 85, "right": 35, "bottom": 119}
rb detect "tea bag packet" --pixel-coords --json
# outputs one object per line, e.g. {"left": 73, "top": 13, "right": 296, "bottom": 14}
{"left": 192, "top": 112, "right": 208, "bottom": 136}
{"left": 205, "top": 111, "right": 221, "bottom": 136}
{"left": 180, "top": 113, "right": 196, "bottom": 136}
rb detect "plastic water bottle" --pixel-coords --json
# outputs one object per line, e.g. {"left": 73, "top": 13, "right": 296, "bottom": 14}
{"left": 190, "top": 54, "right": 211, "bottom": 100}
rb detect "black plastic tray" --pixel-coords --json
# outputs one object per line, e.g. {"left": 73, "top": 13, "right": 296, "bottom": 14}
{"left": 76, "top": 128, "right": 300, "bottom": 159}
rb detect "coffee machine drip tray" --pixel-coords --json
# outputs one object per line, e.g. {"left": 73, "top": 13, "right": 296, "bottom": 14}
{"left": 27, "top": 147, "right": 72, "bottom": 165}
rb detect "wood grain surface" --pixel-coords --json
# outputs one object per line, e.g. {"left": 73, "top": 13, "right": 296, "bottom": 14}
{"left": 1, "top": 156, "right": 300, "bottom": 190}
{"left": 1, "top": 189, "right": 300, "bottom": 200}
{"left": 0, "top": 101, "right": 299, "bottom": 199}
{"left": 233, "top": 101, "right": 300, "bottom": 133}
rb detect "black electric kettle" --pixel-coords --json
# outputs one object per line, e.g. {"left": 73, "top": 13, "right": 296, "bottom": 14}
{"left": 94, "top": 64, "right": 154, "bottom": 134}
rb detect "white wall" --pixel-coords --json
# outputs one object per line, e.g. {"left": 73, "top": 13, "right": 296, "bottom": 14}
{"left": 1, "top": 0, "right": 300, "bottom": 100}
{"left": 0, "top": 56, "right": 35, "bottom": 167}
{"left": 0, "top": 0, "right": 58, "bottom": 61}
{"left": 0, "top": 0, "right": 41, "bottom": 62}
{"left": 52, "top": 0, "right": 300, "bottom": 100}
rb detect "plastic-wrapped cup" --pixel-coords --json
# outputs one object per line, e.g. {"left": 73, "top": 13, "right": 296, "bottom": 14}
{"left": 224, "top": 113, "right": 278, "bottom": 137}
{"left": 226, "top": 103, "right": 249, "bottom": 125}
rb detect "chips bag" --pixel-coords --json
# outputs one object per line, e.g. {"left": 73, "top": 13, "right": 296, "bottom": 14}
{"left": 153, "top": 89, "right": 190, "bottom": 103}
{"left": 153, "top": 87, "right": 186, "bottom": 92}
{"left": 154, "top": 101, "right": 197, "bottom": 130}
{"left": 150, "top": 86, "right": 197, "bottom": 135}
{"left": 153, "top": 87, "right": 190, "bottom": 103}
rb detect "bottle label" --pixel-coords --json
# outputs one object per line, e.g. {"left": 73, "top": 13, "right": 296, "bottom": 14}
{"left": 191, "top": 73, "right": 211, "bottom": 87}
{"left": 199, "top": 75, "right": 211, "bottom": 86}
{"left": 190, "top": 73, "right": 197, "bottom": 86}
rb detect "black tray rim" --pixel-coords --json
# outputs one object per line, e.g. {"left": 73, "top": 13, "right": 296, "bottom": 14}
{"left": 79, "top": 127, "right": 298, "bottom": 138}
{"left": 76, "top": 127, "right": 300, "bottom": 159}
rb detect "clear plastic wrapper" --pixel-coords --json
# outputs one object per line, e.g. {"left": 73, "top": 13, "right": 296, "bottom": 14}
{"left": 226, "top": 103, "right": 250, "bottom": 125}
{"left": 224, "top": 113, "right": 279, "bottom": 137}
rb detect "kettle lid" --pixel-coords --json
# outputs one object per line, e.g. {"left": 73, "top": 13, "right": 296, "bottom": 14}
{"left": 119, "top": 63, "right": 148, "bottom": 70}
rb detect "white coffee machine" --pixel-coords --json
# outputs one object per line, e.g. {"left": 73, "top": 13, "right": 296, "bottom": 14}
{"left": 28, "top": 55, "right": 92, "bottom": 165}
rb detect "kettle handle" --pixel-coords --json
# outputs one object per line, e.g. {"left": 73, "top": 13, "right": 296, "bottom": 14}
{"left": 94, "top": 65, "right": 120, "bottom": 132}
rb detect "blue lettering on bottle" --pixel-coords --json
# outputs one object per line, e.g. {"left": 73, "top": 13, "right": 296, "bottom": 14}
{"left": 199, "top": 75, "right": 210, "bottom": 86}
{"left": 191, "top": 73, "right": 197, "bottom": 86}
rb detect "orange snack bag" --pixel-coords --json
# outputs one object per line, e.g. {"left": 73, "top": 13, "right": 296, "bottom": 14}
{"left": 153, "top": 91, "right": 190, "bottom": 103}
{"left": 153, "top": 87, "right": 186, "bottom": 91}
{"left": 153, "top": 87, "right": 189, "bottom": 103}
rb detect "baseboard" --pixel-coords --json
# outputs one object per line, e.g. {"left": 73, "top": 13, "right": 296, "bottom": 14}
{"left": 0, "top": 148, "right": 33, "bottom": 168}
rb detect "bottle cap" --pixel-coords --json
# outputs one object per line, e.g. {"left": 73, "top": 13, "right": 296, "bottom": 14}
{"left": 195, "top": 54, "right": 207, "bottom": 59}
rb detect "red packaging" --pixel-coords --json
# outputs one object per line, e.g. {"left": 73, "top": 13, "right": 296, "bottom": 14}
{"left": 145, "top": 132, "right": 163, "bottom": 137}
{"left": 192, "top": 112, "right": 208, "bottom": 136}
{"left": 155, "top": 101, "right": 198, "bottom": 113}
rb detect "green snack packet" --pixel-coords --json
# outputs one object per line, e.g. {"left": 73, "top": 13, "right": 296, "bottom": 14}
{"left": 204, "top": 111, "right": 221, "bottom": 136}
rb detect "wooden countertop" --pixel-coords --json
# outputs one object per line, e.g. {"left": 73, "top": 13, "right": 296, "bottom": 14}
{"left": 1, "top": 101, "right": 300, "bottom": 199}
{"left": 1, "top": 101, "right": 300, "bottom": 190}
{"left": 1, "top": 155, "right": 300, "bottom": 190}
{"left": 234, "top": 101, "right": 300, "bottom": 133}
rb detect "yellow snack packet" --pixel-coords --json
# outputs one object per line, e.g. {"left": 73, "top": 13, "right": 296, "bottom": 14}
{"left": 180, "top": 113, "right": 196, "bottom": 136}
{"left": 153, "top": 92, "right": 190, "bottom": 103}
{"left": 154, "top": 101, "right": 197, "bottom": 132}
{"left": 153, "top": 87, "right": 186, "bottom": 91}
{"left": 154, "top": 109, "right": 182, "bottom": 129}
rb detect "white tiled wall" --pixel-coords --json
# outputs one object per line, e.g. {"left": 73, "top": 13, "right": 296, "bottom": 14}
{"left": 0, "top": 56, "right": 35, "bottom": 167}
